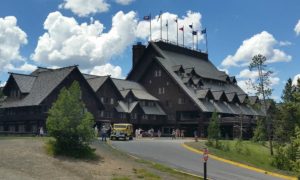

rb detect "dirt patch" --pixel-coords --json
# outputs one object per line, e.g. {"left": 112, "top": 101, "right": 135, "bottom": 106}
{"left": 0, "top": 137, "right": 199, "bottom": 180}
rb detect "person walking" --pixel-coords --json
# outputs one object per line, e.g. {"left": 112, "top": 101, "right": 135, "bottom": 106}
{"left": 193, "top": 129, "right": 198, "bottom": 142}
{"left": 101, "top": 126, "right": 107, "bottom": 142}
{"left": 171, "top": 129, "right": 176, "bottom": 139}
{"left": 157, "top": 129, "right": 161, "bottom": 138}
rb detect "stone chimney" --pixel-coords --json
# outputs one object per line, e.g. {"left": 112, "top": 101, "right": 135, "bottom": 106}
{"left": 132, "top": 42, "right": 146, "bottom": 68}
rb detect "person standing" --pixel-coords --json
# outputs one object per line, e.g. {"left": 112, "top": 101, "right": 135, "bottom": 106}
{"left": 171, "top": 129, "right": 176, "bottom": 139}
{"left": 181, "top": 129, "right": 185, "bottom": 138}
{"left": 193, "top": 129, "right": 198, "bottom": 142}
{"left": 157, "top": 129, "right": 161, "bottom": 138}
{"left": 101, "top": 126, "right": 107, "bottom": 142}
{"left": 135, "top": 128, "right": 139, "bottom": 139}
{"left": 39, "top": 127, "right": 44, "bottom": 137}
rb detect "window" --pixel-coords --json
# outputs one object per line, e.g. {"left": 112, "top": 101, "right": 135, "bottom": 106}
{"left": 151, "top": 115, "right": 156, "bottom": 120}
{"left": 158, "top": 70, "right": 162, "bottom": 77}
{"left": 120, "top": 113, "right": 127, "bottom": 119}
{"left": 178, "top": 98, "right": 185, "bottom": 104}
{"left": 166, "top": 81, "right": 169, "bottom": 86}
{"left": 166, "top": 100, "right": 172, "bottom": 107}
{"left": 154, "top": 70, "right": 158, "bottom": 77}
{"left": 149, "top": 80, "right": 152, "bottom": 84}
{"left": 140, "top": 101, "right": 145, "bottom": 106}
{"left": 162, "top": 87, "right": 165, "bottom": 94}
{"left": 142, "top": 114, "right": 148, "bottom": 119}
{"left": 131, "top": 113, "right": 137, "bottom": 119}
{"left": 148, "top": 102, "right": 154, "bottom": 106}
{"left": 99, "top": 110, "right": 104, "bottom": 117}
{"left": 18, "top": 125, "right": 25, "bottom": 132}
{"left": 110, "top": 98, "right": 114, "bottom": 105}
{"left": 100, "top": 97, "right": 104, "bottom": 103}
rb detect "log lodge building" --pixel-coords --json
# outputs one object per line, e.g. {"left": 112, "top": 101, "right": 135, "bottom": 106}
{"left": 0, "top": 41, "right": 263, "bottom": 138}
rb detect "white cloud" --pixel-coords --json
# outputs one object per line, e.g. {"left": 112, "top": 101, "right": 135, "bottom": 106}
{"left": 0, "top": 81, "right": 6, "bottom": 87}
{"left": 136, "top": 11, "right": 204, "bottom": 47}
{"left": 294, "top": 20, "right": 300, "bottom": 36}
{"left": 221, "top": 31, "right": 292, "bottom": 67}
{"left": 292, "top": 74, "right": 300, "bottom": 86}
{"left": 31, "top": 11, "right": 137, "bottom": 70}
{"left": 116, "top": 0, "right": 134, "bottom": 5}
{"left": 237, "top": 68, "right": 280, "bottom": 95}
{"left": 5, "top": 63, "right": 37, "bottom": 72}
{"left": 90, "top": 63, "right": 123, "bottom": 78}
{"left": 0, "top": 16, "right": 27, "bottom": 72}
{"left": 59, "top": 0, "right": 110, "bottom": 17}
{"left": 279, "top": 41, "right": 292, "bottom": 46}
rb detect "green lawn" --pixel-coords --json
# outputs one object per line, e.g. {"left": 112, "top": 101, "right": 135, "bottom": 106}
{"left": 185, "top": 140, "right": 295, "bottom": 176}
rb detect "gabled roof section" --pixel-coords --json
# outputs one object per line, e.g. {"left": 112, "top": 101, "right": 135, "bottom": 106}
{"left": 226, "top": 92, "right": 240, "bottom": 103}
{"left": 112, "top": 78, "right": 158, "bottom": 101}
{"left": 1, "top": 66, "right": 77, "bottom": 108}
{"left": 115, "top": 101, "right": 139, "bottom": 113}
{"left": 196, "top": 89, "right": 212, "bottom": 99}
{"left": 141, "top": 102, "right": 166, "bottom": 115}
{"left": 238, "top": 94, "right": 248, "bottom": 103}
{"left": 86, "top": 76, "right": 109, "bottom": 92}
{"left": 248, "top": 96, "right": 259, "bottom": 105}
{"left": 10, "top": 74, "right": 36, "bottom": 93}
{"left": 211, "top": 91, "right": 228, "bottom": 101}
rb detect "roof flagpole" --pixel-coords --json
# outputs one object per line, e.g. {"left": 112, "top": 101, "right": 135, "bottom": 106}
{"left": 166, "top": 20, "right": 169, "bottom": 42}
{"left": 175, "top": 18, "right": 178, "bottom": 45}
{"left": 143, "top": 14, "right": 152, "bottom": 41}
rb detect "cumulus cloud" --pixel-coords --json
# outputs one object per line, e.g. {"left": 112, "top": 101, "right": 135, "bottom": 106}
{"left": 59, "top": 0, "right": 110, "bottom": 17}
{"left": 31, "top": 11, "right": 137, "bottom": 70}
{"left": 295, "top": 20, "right": 300, "bottom": 36}
{"left": 136, "top": 11, "right": 204, "bottom": 47}
{"left": 5, "top": 63, "right": 37, "bottom": 72}
{"left": 237, "top": 69, "right": 280, "bottom": 95}
{"left": 293, "top": 74, "right": 300, "bottom": 86}
{"left": 221, "top": 31, "right": 292, "bottom": 67}
{"left": 116, "top": 0, "right": 134, "bottom": 5}
{"left": 0, "top": 16, "right": 27, "bottom": 72}
{"left": 90, "top": 63, "right": 123, "bottom": 78}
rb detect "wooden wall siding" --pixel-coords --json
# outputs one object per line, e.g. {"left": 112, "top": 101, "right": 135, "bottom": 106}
{"left": 140, "top": 61, "right": 199, "bottom": 124}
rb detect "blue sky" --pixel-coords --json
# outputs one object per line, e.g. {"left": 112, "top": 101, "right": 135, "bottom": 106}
{"left": 0, "top": 0, "right": 299, "bottom": 101}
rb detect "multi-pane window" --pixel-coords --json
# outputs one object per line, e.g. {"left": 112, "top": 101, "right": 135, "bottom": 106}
{"left": 178, "top": 97, "right": 185, "bottom": 104}
{"left": 142, "top": 114, "right": 148, "bottom": 120}
{"left": 110, "top": 98, "right": 114, "bottom": 105}
{"left": 158, "top": 87, "right": 165, "bottom": 94}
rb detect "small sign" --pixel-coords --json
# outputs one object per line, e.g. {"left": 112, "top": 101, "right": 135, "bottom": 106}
{"left": 203, "top": 148, "right": 209, "bottom": 162}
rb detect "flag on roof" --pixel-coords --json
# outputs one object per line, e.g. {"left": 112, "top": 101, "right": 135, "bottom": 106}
{"left": 179, "top": 26, "right": 184, "bottom": 31}
{"left": 157, "top": 11, "right": 162, "bottom": 21}
{"left": 143, "top": 15, "right": 151, "bottom": 21}
{"left": 192, "top": 31, "right": 197, "bottom": 35}
{"left": 201, "top": 28, "right": 206, "bottom": 34}
{"left": 166, "top": 20, "right": 168, "bottom": 27}
{"left": 189, "top": 24, "right": 193, "bottom": 29}
{"left": 174, "top": 18, "right": 178, "bottom": 23}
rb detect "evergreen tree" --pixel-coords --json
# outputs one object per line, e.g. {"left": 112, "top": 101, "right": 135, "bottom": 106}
{"left": 208, "top": 111, "right": 220, "bottom": 145}
{"left": 46, "top": 81, "right": 95, "bottom": 157}
{"left": 281, "top": 78, "right": 294, "bottom": 103}
{"left": 252, "top": 117, "right": 267, "bottom": 142}
{"left": 249, "top": 54, "right": 274, "bottom": 155}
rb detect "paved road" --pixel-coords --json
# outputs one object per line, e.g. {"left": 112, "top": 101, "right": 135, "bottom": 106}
{"left": 111, "top": 138, "right": 284, "bottom": 180}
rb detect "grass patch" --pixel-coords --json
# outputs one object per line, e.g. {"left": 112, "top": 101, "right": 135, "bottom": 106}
{"left": 186, "top": 140, "right": 295, "bottom": 176}
{"left": 111, "top": 176, "right": 131, "bottom": 180}
{"left": 134, "top": 158, "right": 201, "bottom": 179}
{"left": 45, "top": 139, "right": 99, "bottom": 160}
{"left": 133, "top": 168, "right": 161, "bottom": 179}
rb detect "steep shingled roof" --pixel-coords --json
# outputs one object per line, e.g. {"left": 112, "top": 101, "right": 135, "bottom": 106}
{"left": 1, "top": 66, "right": 77, "bottom": 108}
{"left": 11, "top": 74, "right": 36, "bottom": 93}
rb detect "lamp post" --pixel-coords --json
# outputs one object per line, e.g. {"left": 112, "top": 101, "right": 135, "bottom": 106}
{"left": 203, "top": 148, "right": 209, "bottom": 180}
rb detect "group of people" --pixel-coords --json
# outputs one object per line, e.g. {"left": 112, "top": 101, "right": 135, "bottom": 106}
{"left": 135, "top": 128, "right": 162, "bottom": 138}
{"left": 171, "top": 128, "right": 185, "bottom": 139}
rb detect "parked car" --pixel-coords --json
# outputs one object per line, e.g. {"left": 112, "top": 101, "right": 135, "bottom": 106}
{"left": 110, "top": 123, "right": 133, "bottom": 140}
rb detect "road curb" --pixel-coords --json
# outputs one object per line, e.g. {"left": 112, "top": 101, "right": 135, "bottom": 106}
{"left": 182, "top": 143, "right": 297, "bottom": 180}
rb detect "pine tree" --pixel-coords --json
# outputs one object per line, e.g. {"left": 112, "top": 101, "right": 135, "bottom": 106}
{"left": 208, "top": 111, "right": 220, "bottom": 145}
{"left": 46, "top": 81, "right": 95, "bottom": 157}
{"left": 282, "top": 78, "right": 294, "bottom": 103}
{"left": 249, "top": 54, "right": 274, "bottom": 155}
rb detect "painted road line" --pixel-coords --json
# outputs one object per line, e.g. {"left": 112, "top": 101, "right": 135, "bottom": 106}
{"left": 182, "top": 143, "right": 297, "bottom": 180}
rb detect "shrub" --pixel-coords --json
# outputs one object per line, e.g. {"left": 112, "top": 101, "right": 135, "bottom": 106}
{"left": 46, "top": 81, "right": 96, "bottom": 158}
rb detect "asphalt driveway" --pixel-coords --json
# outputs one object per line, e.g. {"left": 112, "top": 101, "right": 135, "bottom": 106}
{"left": 111, "top": 138, "right": 286, "bottom": 180}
